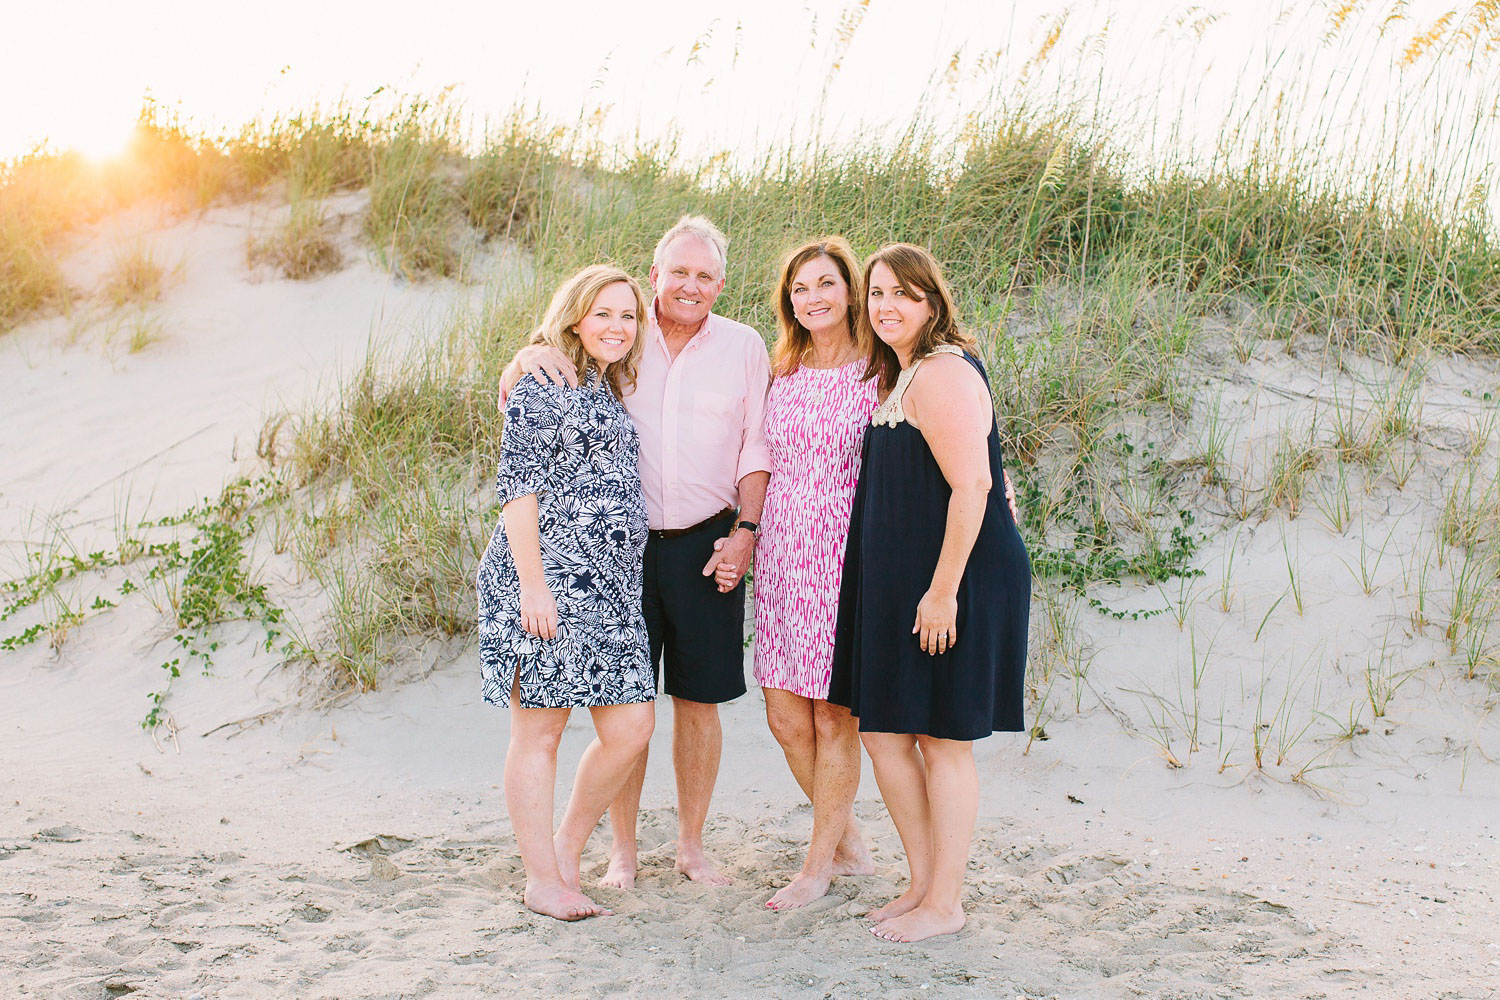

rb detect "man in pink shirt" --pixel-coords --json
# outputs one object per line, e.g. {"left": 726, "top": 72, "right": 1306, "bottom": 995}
{"left": 503, "top": 216, "right": 772, "bottom": 888}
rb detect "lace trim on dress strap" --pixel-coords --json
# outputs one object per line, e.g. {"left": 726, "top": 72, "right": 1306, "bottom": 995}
{"left": 869, "top": 344, "right": 968, "bottom": 427}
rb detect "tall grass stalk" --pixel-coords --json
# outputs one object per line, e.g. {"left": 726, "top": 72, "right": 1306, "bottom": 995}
{"left": 4, "top": 5, "right": 1498, "bottom": 693}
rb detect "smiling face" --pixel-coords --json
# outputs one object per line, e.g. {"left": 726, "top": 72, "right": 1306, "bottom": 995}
{"left": 866, "top": 260, "right": 934, "bottom": 359}
{"left": 573, "top": 281, "right": 639, "bottom": 368}
{"left": 649, "top": 234, "right": 725, "bottom": 329}
{"left": 788, "top": 254, "right": 851, "bottom": 337}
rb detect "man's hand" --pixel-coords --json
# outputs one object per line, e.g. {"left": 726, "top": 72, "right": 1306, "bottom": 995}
{"left": 498, "top": 345, "right": 580, "bottom": 408}
{"left": 1003, "top": 469, "right": 1019, "bottom": 524}
{"left": 701, "top": 529, "right": 755, "bottom": 593}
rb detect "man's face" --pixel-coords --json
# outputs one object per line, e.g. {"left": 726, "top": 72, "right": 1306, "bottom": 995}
{"left": 649, "top": 235, "right": 725, "bottom": 329}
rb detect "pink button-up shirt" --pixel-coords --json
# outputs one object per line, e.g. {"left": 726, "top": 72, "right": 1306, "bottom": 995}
{"left": 624, "top": 305, "right": 772, "bottom": 531}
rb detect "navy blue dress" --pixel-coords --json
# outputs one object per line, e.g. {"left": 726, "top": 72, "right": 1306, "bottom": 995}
{"left": 828, "top": 347, "right": 1030, "bottom": 740}
{"left": 476, "top": 371, "right": 654, "bottom": 709}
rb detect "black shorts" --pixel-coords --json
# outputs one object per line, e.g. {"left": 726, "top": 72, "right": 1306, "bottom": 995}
{"left": 642, "top": 511, "right": 747, "bottom": 705}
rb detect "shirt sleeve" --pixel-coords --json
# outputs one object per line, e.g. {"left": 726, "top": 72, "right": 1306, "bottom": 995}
{"left": 495, "top": 375, "right": 566, "bottom": 507}
{"left": 735, "top": 334, "right": 773, "bottom": 482}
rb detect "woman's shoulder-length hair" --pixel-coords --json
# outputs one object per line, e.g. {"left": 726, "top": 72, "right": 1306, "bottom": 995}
{"left": 857, "top": 243, "right": 975, "bottom": 394}
{"left": 770, "top": 235, "right": 867, "bottom": 378}
{"left": 529, "top": 264, "right": 648, "bottom": 399}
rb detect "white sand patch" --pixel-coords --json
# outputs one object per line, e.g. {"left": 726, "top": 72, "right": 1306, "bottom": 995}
{"left": 0, "top": 194, "right": 488, "bottom": 551}
{"left": 1, "top": 210, "right": 1497, "bottom": 997}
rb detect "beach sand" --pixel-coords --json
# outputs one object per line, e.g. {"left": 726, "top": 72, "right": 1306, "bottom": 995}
{"left": 2, "top": 202, "right": 1496, "bottom": 998}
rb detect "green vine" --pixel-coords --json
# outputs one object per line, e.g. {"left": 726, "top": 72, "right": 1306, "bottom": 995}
{"left": 1016, "top": 431, "right": 1204, "bottom": 615}
{"left": 1, "top": 475, "right": 292, "bottom": 729}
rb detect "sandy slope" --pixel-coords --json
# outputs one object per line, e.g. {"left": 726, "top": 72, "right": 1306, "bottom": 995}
{"left": 2, "top": 202, "right": 1498, "bottom": 999}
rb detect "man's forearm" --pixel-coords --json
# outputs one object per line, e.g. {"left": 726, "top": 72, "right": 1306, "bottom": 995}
{"left": 735, "top": 470, "right": 769, "bottom": 524}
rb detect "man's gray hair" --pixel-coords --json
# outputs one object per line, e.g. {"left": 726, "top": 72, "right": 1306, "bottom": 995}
{"left": 653, "top": 215, "right": 729, "bottom": 278}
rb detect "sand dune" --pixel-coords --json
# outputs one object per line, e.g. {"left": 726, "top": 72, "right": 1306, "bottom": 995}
{"left": 2, "top": 200, "right": 1498, "bottom": 998}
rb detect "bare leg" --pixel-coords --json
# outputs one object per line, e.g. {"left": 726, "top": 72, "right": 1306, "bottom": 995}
{"left": 602, "top": 749, "right": 647, "bottom": 889}
{"left": 672, "top": 696, "right": 732, "bottom": 885}
{"left": 554, "top": 701, "right": 655, "bottom": 892}
{"left": 504, "top": 695, "right": 607, "bottom": 920}
{"left": 817, "top": 701, "right": 875, "bottom": 877}
{"left": 873, "top": 737, "right": 976, "bottom": 943}
{"left": 860, "top": 731, "right": 933, "bottom": 922}
{"left": 764, "top": 689, "right": 874, "bottom": 883}
{"left": 767, "top": 696, "right": 868, "bottom": 910}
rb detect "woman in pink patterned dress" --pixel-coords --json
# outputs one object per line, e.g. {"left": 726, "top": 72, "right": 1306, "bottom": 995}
{"left": 754, "top": 237, "right": 880, "bottom": 909}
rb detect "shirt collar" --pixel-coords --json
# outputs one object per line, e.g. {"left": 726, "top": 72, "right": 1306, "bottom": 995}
{"left": 650, "top": 298, "right": 715, "bottom": 347}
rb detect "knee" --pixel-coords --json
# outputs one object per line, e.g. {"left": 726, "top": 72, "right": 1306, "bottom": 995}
{"left": 602, "top": 708, "right": 655, "bottom": 755}
{"left": 512, "top": 722, "right": 567, "bottom": 757}
{"left": 915, "top": 735, "right": 973, "bottom": 766}
{"left": 673, "top": 697, "right": 721, "bottom": 735}
{"left": 861, "top": 732, "right": 913, "bottom": 762}
{"left": 623, "top": 711, "right": 655, "bottom": 753}
{"left": 767, "top": 706, "right": 814, "bottom": 750}
{"left": 811, "top": 701, "right": 854, "bottom": 742}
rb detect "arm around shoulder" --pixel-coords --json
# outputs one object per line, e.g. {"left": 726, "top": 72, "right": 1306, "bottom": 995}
{"left": 498, "top": 344, "right": 579, "bottom": 406}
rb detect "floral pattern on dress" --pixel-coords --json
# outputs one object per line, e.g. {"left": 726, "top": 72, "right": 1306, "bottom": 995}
{"left": 752, "top": 361, "right": 879, "bottom": 700}
{"left": 476, "top": 371, "right": 653, "bottom": 708}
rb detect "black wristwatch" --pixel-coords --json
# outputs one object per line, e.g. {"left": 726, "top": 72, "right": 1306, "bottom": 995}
{"left": 735, "top": 519, "right": 759, "bottom": 537}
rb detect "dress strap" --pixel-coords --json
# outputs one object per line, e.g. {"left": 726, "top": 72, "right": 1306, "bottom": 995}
{"left": 869, "top": 346, "right": 968, "bottom": 428}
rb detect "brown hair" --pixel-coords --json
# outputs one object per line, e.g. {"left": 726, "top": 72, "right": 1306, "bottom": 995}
{"left": 531, "top": 264, "right": 647, "bottom": 398}
{"left": 770, "top": 236, "right": 867, "bottom": 378}
{"left": 858, "top": 243, "right": 976, "bottom": 393}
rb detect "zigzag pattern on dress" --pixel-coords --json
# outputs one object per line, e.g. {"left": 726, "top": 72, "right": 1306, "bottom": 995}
{"left": 753, "top": 361, "right": 879, "bottom": 700}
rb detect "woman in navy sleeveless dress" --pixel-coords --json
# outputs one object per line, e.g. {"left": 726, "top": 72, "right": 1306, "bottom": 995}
{"left": 829, "top": 244, "right": 1030, "bottom": 944}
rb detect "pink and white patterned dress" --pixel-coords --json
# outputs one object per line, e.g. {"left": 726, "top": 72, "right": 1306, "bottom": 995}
{"left": 753, "top": 360, "right": 879, "bottom": 699}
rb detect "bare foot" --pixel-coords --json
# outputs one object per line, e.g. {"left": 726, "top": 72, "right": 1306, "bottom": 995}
{"left": 870, "top": 903, "right": 965, "bottom": 942}
{"left": 832, "top": 837, "right": 876, "bottom": 877}
{"left": 675, "top": 845, "right": 733, "bottom": 886}
{"left": 766, "top": 871, "right": 832, "bottom": 910}
{"left": 866, "top": 887, "right": 925, "bottom": 922}
{"left": 553, "top": 833, "right": 583, "bottom": 892}
{"left": 522, "top": 881, "right": 611, "bottom": 922}
{"left": 600, "top": 843, "right": 637, "bottom": 890}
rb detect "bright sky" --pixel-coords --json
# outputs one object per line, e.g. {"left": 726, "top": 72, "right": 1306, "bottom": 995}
{"left": 3, "top": 1, "right": 1494, "bottom": 219}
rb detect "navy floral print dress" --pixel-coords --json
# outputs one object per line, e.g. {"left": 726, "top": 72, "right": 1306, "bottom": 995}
{"left": 476, "top": 370, "right": 654, "bottom": 708}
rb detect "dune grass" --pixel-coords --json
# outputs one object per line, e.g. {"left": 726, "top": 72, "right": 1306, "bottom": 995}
{"left": 247, "top": 199, "right": 343, "bottom": 280}
{"left": 2, "top": 3, "right": 1498, "bottom": 703}
{"left": 101, "top": 242, "right": 167, "bottom": 306}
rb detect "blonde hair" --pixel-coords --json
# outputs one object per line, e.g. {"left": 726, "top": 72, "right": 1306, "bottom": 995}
{"left": 770, "top": 236, "right": 867, "bottom": 378}
{"left": 530, "top": 265, "right": 647, "bottom": 398}
{"left": 858, "top": 243, "right": 976, "bottom": 393}
{"left": 653, "top": 215, "right": 729, "bottom": 278}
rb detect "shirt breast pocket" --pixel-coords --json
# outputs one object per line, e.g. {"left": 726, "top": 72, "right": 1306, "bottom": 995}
{"left": 690, "top": 389, "right": 737, "bottom": 444}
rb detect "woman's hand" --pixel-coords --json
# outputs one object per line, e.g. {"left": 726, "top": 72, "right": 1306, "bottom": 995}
{"left": 703, "top": 530, "right": 755, "bottom": 593}
{"left": 520, "top": 584, "right": 558, "bottom": 640}
{"left": 913, "top": 588, "right": 958, "bottom": 656}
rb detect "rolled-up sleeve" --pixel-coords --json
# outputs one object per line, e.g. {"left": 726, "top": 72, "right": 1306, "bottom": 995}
{"left": 495, "top": 376, "right": 565, "bottom": 506}
{"left": 736, "top": 339, "right": 773, "bottom": 482}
